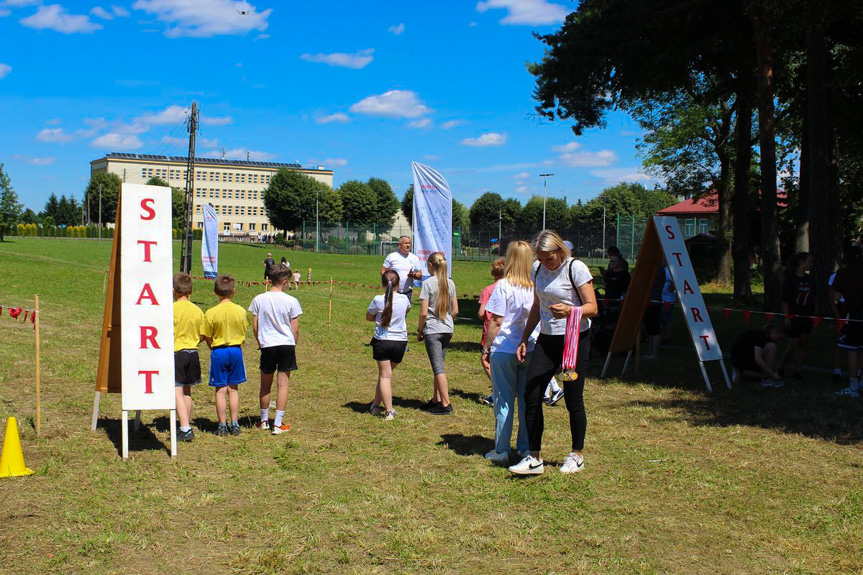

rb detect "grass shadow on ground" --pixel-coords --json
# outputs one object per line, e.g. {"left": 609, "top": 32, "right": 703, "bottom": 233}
{"left": 449, "top": 387, "right": 486, "bottom": 404}
{"left": 97, "top": 417, "right": 171, "bottom": 457}
{"left": 437, "top": 433, "right": 494, "bottom": 457}
{"left": 343, "top": 401, "right": 370, "bottom": 414}
{"left": 391, "top": 395, "right": 428, "bottom": 411}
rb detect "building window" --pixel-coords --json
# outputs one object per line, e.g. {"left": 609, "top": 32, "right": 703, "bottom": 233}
{"left": 684, "top": 218, "right": 695, "bottom": 237}
{"left": 227, "top": 174, "right": 233, "bottom": 182}
{"left": 141, "top": 169, "right": 147, "bottom": 178}
{"left": 227, "top": 190, "right": 233, "bottom": 199}
{"left": 249, "top": 223, "right": 256, "bottom": 231}
{"left": 262, "top": 223, "right": 268, "bottom": 231}
{"left": 223, "top": 222, "right": 231, "bottom": 232}
{"left": 236, "top": 223, "right": 243, "bottom": 231}
{"left": 698, "top": 219, "right": 709, "bottom": 235}
{"left": 197, "top": 222, "right": 203, "bottom": 229}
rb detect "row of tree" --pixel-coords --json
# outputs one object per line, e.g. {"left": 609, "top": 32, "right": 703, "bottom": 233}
{"left": 530, "top": 0, "right": 863, "bottom": 311}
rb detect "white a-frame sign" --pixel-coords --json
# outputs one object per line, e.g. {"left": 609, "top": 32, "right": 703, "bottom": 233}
{"left": 601, "top": 216, "right": 731, "bottom": 392}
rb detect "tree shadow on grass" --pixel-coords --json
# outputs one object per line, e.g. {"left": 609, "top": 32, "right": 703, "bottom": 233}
{"left": 614, "top": 361, "right": 863, "bottom": 444}
{"left": 449, "top": 387, "right": 486, "bottom": 404}
{"left": 437, "top": 433, "right": 494, "bottom": 457}
{"left": 97, "top": 417, "right": 170, "bottom": 458}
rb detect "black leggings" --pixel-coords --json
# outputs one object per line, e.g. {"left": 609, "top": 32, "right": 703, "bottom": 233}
{"left": 524, "top": 332, "right": 591, "bottom": 452}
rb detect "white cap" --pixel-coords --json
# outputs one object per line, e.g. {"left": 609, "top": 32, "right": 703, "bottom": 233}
{"left": 563, "top": 240, "right": 574, "bottom": 251}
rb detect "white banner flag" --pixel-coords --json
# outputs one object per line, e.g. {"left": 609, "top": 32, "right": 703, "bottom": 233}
{"left": 202, "top": 203, "right": 218, "bottom": 280}
{"left": 120, "top": 183, "right": 175, "bottom": 411}
{"left": 411, "top": 162, "right": 452, "bottom": 278}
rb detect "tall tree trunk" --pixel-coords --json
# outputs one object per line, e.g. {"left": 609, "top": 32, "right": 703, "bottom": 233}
{"left": 795, "top": 113, "right": 810, "bottom": 253}
{"left": 716, "top": 100, "right": 733, "bottom": 285}
{"left": 807, "top": 24, "right": 840, "bottom": 314}
{"left": 746, "top": 2, "right": 782, "bottom": 311}
{"left": 733, "top": 85, "right": 753, "bottom": 304}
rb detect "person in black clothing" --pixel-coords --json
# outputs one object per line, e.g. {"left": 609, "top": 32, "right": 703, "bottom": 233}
{"left": 731, "top": 325, "right": 785, "bottom": 387}
{"left": 830, "top": 244, "right": 863, "bottom": 397}
{"left": 602, "top": 253, "right": 631, "bottom": 303}
{"left": 778, "top": 252, "right": 815, "bottom": 380}
{"left": 641, "top": 266, "right": 665, "bottom": 360}
{"left": 263, "top": 253, "right": 275, "bottom": 281}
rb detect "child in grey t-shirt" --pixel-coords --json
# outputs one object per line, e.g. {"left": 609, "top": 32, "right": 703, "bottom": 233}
{"left": 417, "top": 252, "right": 458, "bottom": 415}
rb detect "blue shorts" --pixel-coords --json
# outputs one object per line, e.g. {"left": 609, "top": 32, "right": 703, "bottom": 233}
{"left": 209, "top": 346, "right": 246, "bottom": 387}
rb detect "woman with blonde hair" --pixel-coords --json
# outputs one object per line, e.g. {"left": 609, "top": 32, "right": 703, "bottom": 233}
{"left": 418, "top": 252, "right": 458, "bottom": 415}
{"left": 480, "top": 241, "right": 538, "bottom": 464}
{"left": 510, "top": 231, "right": 597, "bottom": 475}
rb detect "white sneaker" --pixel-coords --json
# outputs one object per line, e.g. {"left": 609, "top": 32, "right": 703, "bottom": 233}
{"left": 384, "top": 409, "right": 397, "bottom": 421}
{"left": 484, "top": 450, "right": 509, "bottom": 465}
{"left": 560, "top": 453, "right": 585, "bottom": 474}
{"left": 508, "top": 455, "right": 544, "bottom": 475}
{"left": 835, "top": 386, "right": 861, "bottom": 398}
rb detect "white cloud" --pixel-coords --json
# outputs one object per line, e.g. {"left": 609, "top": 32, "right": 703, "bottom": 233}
{"left": 461, "top": 132, "right": 507, "bottom": 147}
{"left": 201, "top": 148, "right": 274, "bottom": 161}
{"left": 0, "top": 63, "right": 10, "bottom": 79}
{"left": 475, "top": 0, "right": 568, "bottom": 25}
{"left": 27, "top": 156, "right": 56, "bottom": 165}
{"left": 37, "top": 128, "right": 74, "bottom": 143}
{"left": 0, "top": 8, "right": 9, "bottom": 16}
{"left": 552, "top": 141, "right": 580, "bottom": 153}
{"left": 161, "top": 135, "right": 186, "bottom": 146}
{"left": 201, "top": 115, "right": 233, "bottom": 126}
{"left": 559, "top": 149, "right": 617, "bottom": 167}
{"left": 424, "top": 155, "right": 438, "bottom": 161}
{"left": 515, "top": 185, "right": 530, "bottom": 194}
{"left": 132, "top": 0, "right": 272, "bottom": 38}
{"left": 409, "top": 118, "right": 432, "bottom": 129}
{"left": 92, "top": 132, "right": 144, "bottom": 150}
{"left": 139, "top": 105, "right": 188, "bottom": 125}
{"left": 20, "top": 4, "right": 103, "bottom": 33}
{"left": 90, "top": 6, "right": 113, "bottom": 19}
{"left": 388, "top": 22, "right": 404, "bottom": 35}
{"left": 199, "top": 137, "right": 218, "bottom": 148}
{"left": 349, "top": 90, "right": 431, "bottom": 119}
{"left": 513, "top": 171, "right": 530, "bottom": 179}
{"left": 300, "top": 49, "right": 374, "bottom": 70}
{"left": 111, "top": 4, "right": 130, "bottom": 17}
{"left": 76, "top": 117, "right": 108, "bottom": 137}
{"left": 469, "top": 21, "right": 478, "bottom": 27}
{"left": 590, "top": 167, "right": 651, "bottom": 184}
{"left": 322, "top": 158, "right": 348, "bottom": 167}
{"left": 254, "top": 33, "right": 269, "bottom": 41}
{"left": 441, "top": 119, "right": 467, "bottom": 130}
{"left": 4, "top": 0, "right": 41, "bottom": 6}
{"left": 315, "top": 113, "right": 350, "bottom": 124}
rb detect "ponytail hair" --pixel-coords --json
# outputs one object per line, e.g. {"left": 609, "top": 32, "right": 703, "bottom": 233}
{"left": 427, "top": 252, "right": 450, "bottom": 319}
{"left": 380, "top": 270, "right": 400, "bottom": 329}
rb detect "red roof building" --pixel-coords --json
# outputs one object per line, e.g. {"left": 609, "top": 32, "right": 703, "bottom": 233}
{"left": 657, "top": 194, "right": 718, "bottom": 238}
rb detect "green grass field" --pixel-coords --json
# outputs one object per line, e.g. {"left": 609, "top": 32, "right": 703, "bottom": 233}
{"left": 0, "top": 238, "right": 861, "bottom": 574}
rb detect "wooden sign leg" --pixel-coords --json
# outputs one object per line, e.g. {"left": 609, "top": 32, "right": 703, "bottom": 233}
{"left": 621, "top": 350, "right": 633, "bottom": 377}
{"left": 718, "top": 360, "right": 733, "bottom": 390}
{"left": 601, "top": 351, "right": 613, "bottom": 379}
{"left": 698, "top": 360, "right": 714, "bottom": 393}
{"left": 121, "top": 410, "right": 129, "bottom": 460}
{"left": 91, "top": 392, "right": 101, "bottom": 431}
{"left": 169, "top": 409, "right": 177, "bottom": 458}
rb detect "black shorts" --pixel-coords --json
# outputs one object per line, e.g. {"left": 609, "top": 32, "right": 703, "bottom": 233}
{"left": 643, "top": 304, "right": 661, "bottom": 336}
{"left": 259, "top": 345, "right": 298, "bottom": 374}
{"left": 174, "top": 349, "right": 202, "bottom": 386}
{"left": 838, "top": 320, "right": 863, "bottom": 350}
{"left": 787, "top": 316, "right": 812, "bottom": 338}
{"left": 371, "top": 338, "right": 407, "bottom": 364}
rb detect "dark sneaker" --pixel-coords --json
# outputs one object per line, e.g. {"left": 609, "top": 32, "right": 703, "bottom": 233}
{"left": 480, "top": 394, "right": 493, "bottom": 407}
{"left": 429, "top": 403, "right": 453, "bottom": 416}
{"left": 547, "top": 388, "right": 565, "bottom": 406}
{"left": 216, "top": 425, "right": 228, "bottom": 437}
{"left": 422, "top": 399, "right": 441, "bottom": 411}
{"left": 177, "top": 428, "right": 194, "bottom": 442}
{"left": 229, "top": 424, "right": 241, "bottom": 436}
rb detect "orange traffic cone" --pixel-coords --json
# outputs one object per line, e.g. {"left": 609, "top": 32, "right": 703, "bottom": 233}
{"left": 0, "top": 417, "right": 34, "bottom": 478}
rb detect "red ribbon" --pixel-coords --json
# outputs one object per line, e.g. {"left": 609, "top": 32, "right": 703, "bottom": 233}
{"left": 812, "top": 316, "right": 822, "bottom": 329}
{"left": 722, "top": 308, "right": 730, "bottom": 320}
{"left": 741, "top": 310, "right": 751, "bottom": 324}
{"left": 764, "top": 313, "right": 774, "bottom": 322}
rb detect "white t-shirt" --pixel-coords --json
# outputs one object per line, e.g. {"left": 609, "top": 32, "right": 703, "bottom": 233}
{"left": 368, "top": 293, "right": 411, "bottom": 341}
{"left": 485, "top": 279, "right": 540, "bottom": 354}
{"left": 383, "top": 251, "right": 420, "bottom": 293}
{"left": 248, "top": 291, "right": 303, "bottom": 348}
{"left": 534, "top": 258, "right": 593, "bottom": 335}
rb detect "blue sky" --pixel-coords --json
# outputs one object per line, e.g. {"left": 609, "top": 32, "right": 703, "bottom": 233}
{"left": 0, "top": 0, "right": 651, "bottom": 212}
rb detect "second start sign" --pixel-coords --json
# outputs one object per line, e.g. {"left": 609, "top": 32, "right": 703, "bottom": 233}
{"left": 120, "top": 183, "right": 175, "bottom": 411}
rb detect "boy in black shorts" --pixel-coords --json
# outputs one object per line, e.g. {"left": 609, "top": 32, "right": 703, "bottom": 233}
{"left": 173, "top": 273, "right": 204, "bottom": 442}
{"left": 248, "top": 264, "right": 303, "bottom": 434}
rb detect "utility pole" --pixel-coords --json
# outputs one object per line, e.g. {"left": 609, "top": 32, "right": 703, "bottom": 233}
{"left": 602, "top": 203, "right": 606, "bottom": 256}
{"left": 498, "top": 205, "right": 502, "bottom": 251}
{"left": 180, "top": 103, "right": 198, "bottom": 274}
{"left": 98, "top": 184, "right": 102, "bottom": 240}
{"left": 539, "top": 173, "right": 554, "bottom": 230}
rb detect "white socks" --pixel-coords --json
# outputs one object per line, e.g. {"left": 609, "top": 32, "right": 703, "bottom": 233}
{"left": 274, "top": 410, "right": 285, "bottom": 427}
{"left": 260, "top": 408, "right": 269, "bottom": 422}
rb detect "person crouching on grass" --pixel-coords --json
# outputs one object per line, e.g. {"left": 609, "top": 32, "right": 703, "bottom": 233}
{"left": 367, "top": 271, "right": 411, "bottom": 421}
{"left": 201, "top": 274, "right": 249, "bottom": 437}
{"left": 730, "top": 324, "right": 785, "bottom": 387}
{"left": 172, "top": 272, "right": 204, "bottom": 442}
{"left": 418, "top": 252, "right": 458, "bottom": 415}
{"left": 248, "top": 264, "right": 302, "bottom": 435}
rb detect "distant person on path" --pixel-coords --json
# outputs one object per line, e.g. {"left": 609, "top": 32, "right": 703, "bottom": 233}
{"left": 201, "top": 275, "right": 249, "bottom": 437}
{"left": 264, "top": 253, "right": 275, "bottom": 281}
{"left": 830, "top": 243, "right": 863, "bottom": 397}
{"left": 510, "top": 231, "right": 597, "bottom": 476}
{"left": 478, "top": 258, "right": 506, "bottom": 405}
{"left": 172, "top": 272, "right": 204, "bottom": 443}
{"left": 292, "top": 270, "right": 301, "bottom": 290}
{"left": 481, "top": 241, "right": 537, "bottom": 465}
{"left": 418, "top": 252, "right": 458, "bottom": 415}
{"left": 248, "top": 264, "right": 302, "bottom": 435}
{"left": 730, "top": 325, "right": 785, "bottom": 388}
{"left": 367, "top": 271, "right": 411, "bottom": 421}
{"left": 601, "top": 252, "right": 631, "bottom": 305}
{"left": 381, "top": 236, "right": 423, "bottom": 299}
{"left": 778, "top": 252, "right": 815, "bottom": 381}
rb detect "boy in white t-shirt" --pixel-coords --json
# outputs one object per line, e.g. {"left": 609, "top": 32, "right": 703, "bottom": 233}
{"left": 248, "top": 264, "right": 303, "bottom": 434}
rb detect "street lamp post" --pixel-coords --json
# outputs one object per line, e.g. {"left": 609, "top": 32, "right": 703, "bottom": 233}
{"left": 315, "top": 189, "right": 320, "bottom": 253}
{"left": 539, "top": 173, "right": 554, "bottom": 230}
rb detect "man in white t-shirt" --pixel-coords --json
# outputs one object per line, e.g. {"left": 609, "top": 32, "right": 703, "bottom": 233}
{"left": 248, "top": 264, "right": 303, "bottom": 435}
{"left": 381, "top": 236, "right": 423, "bottom": 297}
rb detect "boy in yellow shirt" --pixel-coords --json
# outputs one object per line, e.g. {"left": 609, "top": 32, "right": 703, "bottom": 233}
{"left": 201, "top": 274, "right": 249, "bottom": 437}
{"left": 173, "top": 272, "right": 204, "bottom": 442}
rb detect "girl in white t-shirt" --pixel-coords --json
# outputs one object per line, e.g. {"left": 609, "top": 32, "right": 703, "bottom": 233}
{"left": 366, "top": 270, "right": 411, "bottom": 420}
{"left": 480, "top": 241, "right": 537, "bottom": 464}
{"left": 510, "top": 231, "right": 598, "bottom": 476}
